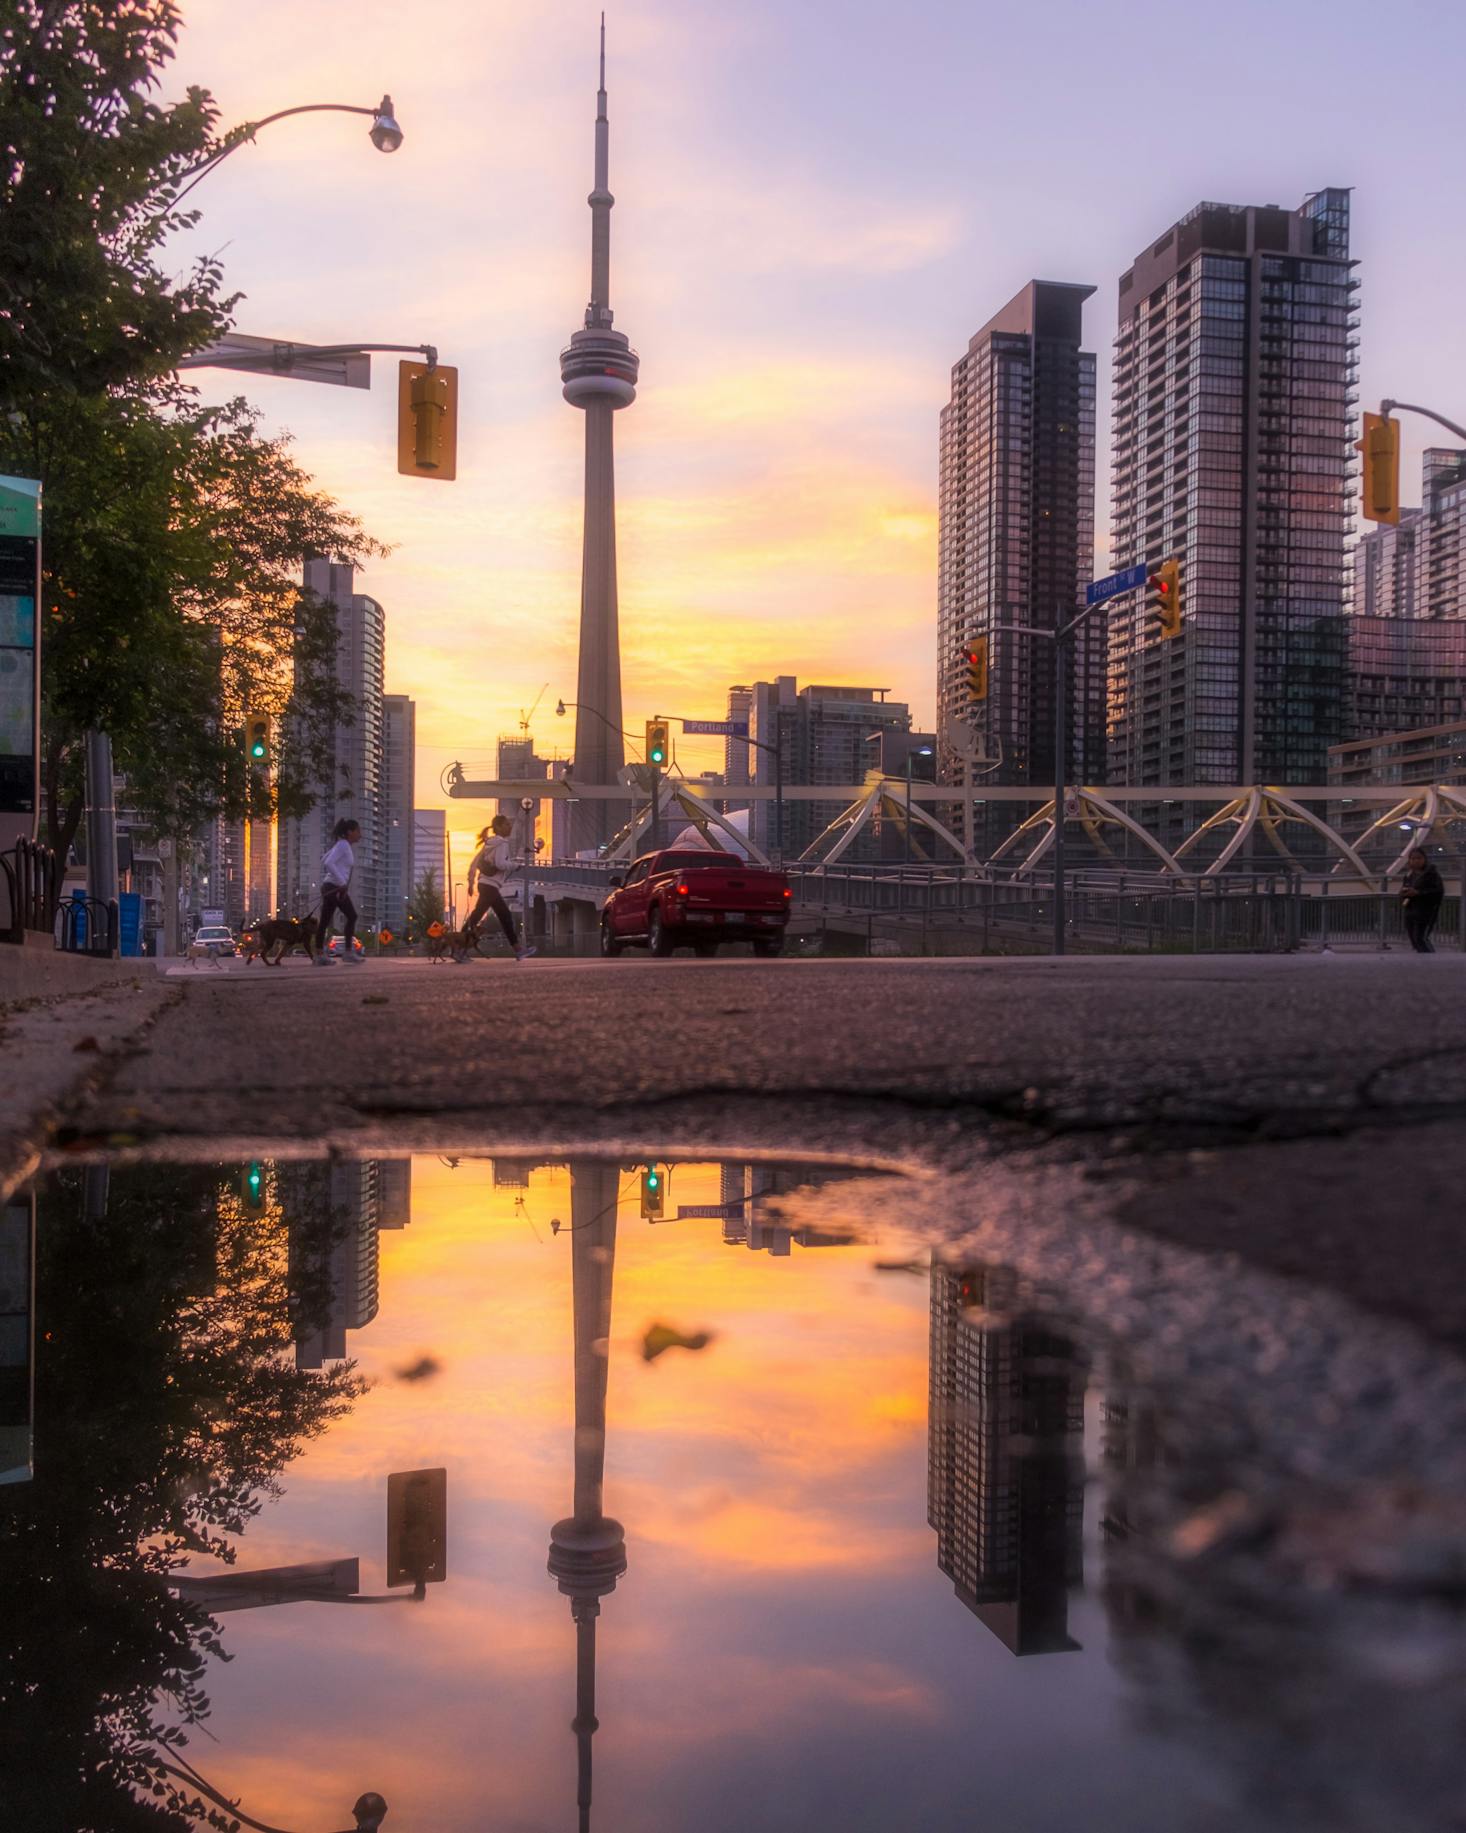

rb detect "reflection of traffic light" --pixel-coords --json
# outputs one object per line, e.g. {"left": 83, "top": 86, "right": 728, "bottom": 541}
{"left": 645, "top": 720, "right": 670, "bottom": 767}
{"left": 1147, "top": 558, "right": 1182, "bottom": 639}
{"left": 242, "top": 1161, "right": 265, "bottom": 1209}
{"left": 387, "top": 1467, "right": 448, "bottom": 1591}
{"left": 1357, "top": 411, "right": 1400, "bottom": 525}
{"left": 965, "top": 637, "right": 989, "bottom": 704}
{"left": 243, "top": 712, "right": 270, "bottom": 765}
{"left": 397, "top": 360, "right": 459, "bottom": 480}
{"left": 640, "top": 1164, "right": 666, "bottom": 1219}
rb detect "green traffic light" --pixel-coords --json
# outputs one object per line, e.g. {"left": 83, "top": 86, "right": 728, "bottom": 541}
{"left": 250, "top": 742, "right": 266, "bottom": 759}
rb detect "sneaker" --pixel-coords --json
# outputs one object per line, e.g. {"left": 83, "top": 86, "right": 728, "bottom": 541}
{"left": 515, "top": 944, "right": 538, "bottom": 962}
{"left": 341, "top": 950, "right": 366, "bottom": 964}
{"left": 314, "top": 953, "right": 335, "bottom": 966}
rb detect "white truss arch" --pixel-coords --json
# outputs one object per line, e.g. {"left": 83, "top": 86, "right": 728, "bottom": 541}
{"left": 986, "top": 788, "right": 1181, "bottom": 876}
{"left": 1337, "top": 784, "right": 1466, "bottom": 876}
{"left": 798, "top": 773, "right": 974, "bottom": 867}
{"left": 603, "top": 783, "right": 772, "bottom": 865}
{"left": 1172, "top": 786, "right": 1375, "bottom": 885}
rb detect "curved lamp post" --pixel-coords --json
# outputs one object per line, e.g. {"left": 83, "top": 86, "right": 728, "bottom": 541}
{"left": 168, "top": 95, "right": 402, "bottom": 212}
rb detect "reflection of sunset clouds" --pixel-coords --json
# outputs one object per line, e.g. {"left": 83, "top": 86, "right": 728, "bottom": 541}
{"left": 176, "top": 1157, "right": 942, "bottom": 1827}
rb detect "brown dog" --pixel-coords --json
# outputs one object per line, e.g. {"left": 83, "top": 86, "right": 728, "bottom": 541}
{"left": 252, "top": 913, "right": 319, "bottom": 966}
{"left": 426, "top": 926, "right": 474, "bottom": 963}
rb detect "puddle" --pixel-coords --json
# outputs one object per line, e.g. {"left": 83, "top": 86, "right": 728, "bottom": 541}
{"left": 3, "top": 1156, "right": 1464, "bottom": 1831}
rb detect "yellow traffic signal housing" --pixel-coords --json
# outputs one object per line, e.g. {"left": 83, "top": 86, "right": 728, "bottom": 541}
{"left": 1148, "top": 558, "right": 1183, "bottom": 639}
{"left": 645, "top": 720, "right": 670, "bottom": 768}
{"left": 965, "top": 637, "right": 989, "bottom": 704}
{"left": 640, "top": 1164, "right": 666, "bottom": 1219}
{"left": 1357, "top": 411, "right": 1400, "bottom": 525}
{"left": 387, "top": 1467, "right": 447, "bottom": 1590}
{"left": 243, "top": 712, "right": 271, "bottom": 766}
{"left": 397, "top": 360, "right": 459, "bottom": 480}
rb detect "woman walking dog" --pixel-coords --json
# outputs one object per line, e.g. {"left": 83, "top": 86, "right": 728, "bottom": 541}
{"left": 464, "top": 815, "right": 536, "bottom": 961}
{"left": 317, "top": 818, "right": 364, "bottom": 965}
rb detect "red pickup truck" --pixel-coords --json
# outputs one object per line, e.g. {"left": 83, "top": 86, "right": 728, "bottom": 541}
{"left": 600, "top": 849, "right": 792, "bottom": 958}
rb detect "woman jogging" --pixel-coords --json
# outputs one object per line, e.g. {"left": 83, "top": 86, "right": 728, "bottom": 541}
{"left": 464, "top": 815, "right": 536, "bottom": 961}
{"left": 318, "top": 818, "right": 363, "bottom": 965}
{"left": 1400, "top": 846, "right": 1444, "bottom": 954}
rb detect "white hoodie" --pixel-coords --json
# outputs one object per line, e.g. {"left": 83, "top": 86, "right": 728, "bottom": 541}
{"left": 321, "top": 837, "right": 355, "bottom": 889}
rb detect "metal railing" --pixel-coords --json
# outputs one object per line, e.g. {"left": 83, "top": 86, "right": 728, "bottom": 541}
{"left": 522, "top": 856, "right": 1466, "bottom": 956}
{"left": 58, "top": 892, "right": 119, "bottom": 958}
{"left": 0, "top": 837, "right": 62, "bottom": 944}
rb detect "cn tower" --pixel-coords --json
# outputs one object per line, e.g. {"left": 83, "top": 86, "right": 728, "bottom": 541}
{"left": 561, "top": 17, "right": 640, "bottom": 855}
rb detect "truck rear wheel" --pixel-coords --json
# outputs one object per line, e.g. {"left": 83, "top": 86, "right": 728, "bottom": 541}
{"left": 648, "top": 909, "right": 674, "bottom": 957}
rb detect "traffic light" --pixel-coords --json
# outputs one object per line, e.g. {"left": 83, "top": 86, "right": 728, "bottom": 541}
{"left": 1357, "top": 410, "right": 1400, "bottom": 525}
{"left": 387, "top": 1467, "right": 447, "bottom": 1592}
{"left": 640, "top": 1164, "right": 666, "bottom": 1220}
{"left": 1148, "top": 557, "right": 1182, "bottom": 639}
{"left": 243, "top": 712, "right": 270, "bottom": 766}
{"left": 242, "top": 1161, "right": 265, "bottom": 1210}
{"left": 645, "top": 719, "right": 670, "bottom": 768}
{"left": 965, "top": 637, "right": 989, "bottom": 704}
{"left": 397, "top": 360, "right": 459, "bottom": 480}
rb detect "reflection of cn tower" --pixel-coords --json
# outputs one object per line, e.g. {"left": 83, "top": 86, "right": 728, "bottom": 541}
{"left": 547, "top": 1163, "right": 627, "bottom": 1833}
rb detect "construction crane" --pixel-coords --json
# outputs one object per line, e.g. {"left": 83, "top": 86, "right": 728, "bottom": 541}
{"left": 519, "top": 683, "right": 549, "bottom": 738}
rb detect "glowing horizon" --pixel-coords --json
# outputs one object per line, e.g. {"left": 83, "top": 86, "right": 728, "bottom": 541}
{"left": 169, "top": 0, "right": 1466, "bottom": 863}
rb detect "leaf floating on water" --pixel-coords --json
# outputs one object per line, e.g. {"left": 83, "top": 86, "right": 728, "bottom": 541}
{"left": 641, "top": 1321, "right": 714, "bottom": 1363}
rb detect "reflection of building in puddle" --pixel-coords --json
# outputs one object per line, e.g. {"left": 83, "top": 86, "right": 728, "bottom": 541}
{"left": 715, "top": 1164, "right": 859, "bottom": 1256}
{"left": 548, "top": 1161, "right": 627, "bottom": 1833}
{"left": 1097, "top": 1365, "right": 1172, "bottom": 1635}
{"left": 927, "top": 1262, "right": 1087, "bottom": 1656}
{"left": 281, "top": 1160, "right": 412, "bottom": 1369}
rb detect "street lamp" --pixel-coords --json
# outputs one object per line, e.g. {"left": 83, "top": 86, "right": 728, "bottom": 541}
{"left": 168, "top": 95, "right": 403, "bottom": 211}
{"left": 904, "top": 745, "right": 935, "bottom": 867}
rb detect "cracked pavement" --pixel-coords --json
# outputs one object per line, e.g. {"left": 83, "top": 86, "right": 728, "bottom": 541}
{"left": 40, "top": 951, "right": 1466, "bottom": 1353}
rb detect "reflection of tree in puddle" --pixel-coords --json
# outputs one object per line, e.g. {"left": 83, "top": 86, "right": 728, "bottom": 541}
{"left": 0, "top": 1163, "right": 363, "bottom": 1830}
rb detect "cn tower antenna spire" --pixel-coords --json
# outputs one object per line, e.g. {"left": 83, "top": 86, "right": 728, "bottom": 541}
{"left": 560, "top": 12, "right": 640, "bottom": 853}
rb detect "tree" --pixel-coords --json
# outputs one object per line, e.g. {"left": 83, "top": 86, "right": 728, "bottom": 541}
{"left": 0, "top": 4, "right": 387, "bottom": 859}
{"left": 0, "top": 1, "right": 231, "bottom": 398}
{"left": 408, "top": 867, "right": 447, "bottom": 933}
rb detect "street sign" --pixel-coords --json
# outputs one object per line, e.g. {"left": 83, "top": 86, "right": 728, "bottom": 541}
{"left": 676, "top": 1202, "right": 750, "bottom": 1220}
{"left": 177, "top": 333, "right": 372, "bottom": 389}
{"left": 1085, "top": 563, "right": 1147, "bottom": 608}
{"left": 681, "top": 719, "right": 749, "bottom": 738}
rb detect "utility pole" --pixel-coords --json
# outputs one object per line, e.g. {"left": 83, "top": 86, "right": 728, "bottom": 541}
{"left": 84, "top": 729, "right": 118, "bottom": 953}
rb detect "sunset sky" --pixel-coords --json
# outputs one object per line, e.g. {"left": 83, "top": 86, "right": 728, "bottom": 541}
{"left": 169, "top": 0, "right": 1466, "bottom": 859}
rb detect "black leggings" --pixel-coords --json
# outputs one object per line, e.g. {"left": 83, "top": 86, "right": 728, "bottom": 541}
{"left": 320, "top": 885, "right": 357, "bottom": 949}
{"left": 466, "top": 882, "right": 517, "bottom": 947}
{"left": 1404, "top": 904, "right": 1440, "bottom": 953}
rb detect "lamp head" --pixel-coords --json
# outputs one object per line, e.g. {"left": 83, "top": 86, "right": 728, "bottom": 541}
{"left": 555, "top": 699, "right": 568, "bottom": 717}
{"left": 369, "top": 95, "right": 403, "bottom": 153}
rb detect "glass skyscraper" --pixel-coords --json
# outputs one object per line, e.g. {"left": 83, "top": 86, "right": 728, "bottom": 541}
{"left": 937, "top": 281, "right": 1099, "bottom": 852}
{"left": 1107, "top": 192, "right": 1357, "bottom": 829}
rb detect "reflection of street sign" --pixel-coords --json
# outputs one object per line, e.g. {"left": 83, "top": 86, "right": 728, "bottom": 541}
{"left": 172, "top": 1557, "right": 360, "bottom": 1613}
{"left": 387, "top": 1467, "right": 447, "bottom": 1588}
{"left": 1084, "top": 562, "right": 1147, "bottom": 608}
{"left": 682, "top": 719, "right": 749, "bottom": 738}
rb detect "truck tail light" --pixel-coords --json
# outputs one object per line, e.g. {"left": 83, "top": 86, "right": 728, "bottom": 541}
{"left": 676, "top": 881, "right": 690, "bottom": 897}
{"left": 782, "top": 887, "right": 792, "bottom": 900}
